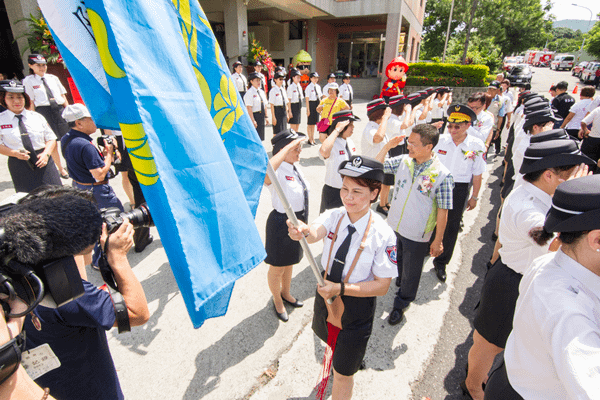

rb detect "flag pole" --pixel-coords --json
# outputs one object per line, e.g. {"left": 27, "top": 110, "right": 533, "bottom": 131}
{"left": 266, "top": 160, "right": 334, "bottom": 302}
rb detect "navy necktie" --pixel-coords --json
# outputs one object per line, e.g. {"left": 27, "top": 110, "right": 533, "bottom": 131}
{"left": 293, "top": 165, "right": 308, "bottom": 220}
{"left": 15, "top": 114, "right": 37, "bottom": 168}
{"left": 41, "top": 77, "right": 58, "bottom": 107}
{"left": 328, "top": 225, "right": 356, "bottom": 283}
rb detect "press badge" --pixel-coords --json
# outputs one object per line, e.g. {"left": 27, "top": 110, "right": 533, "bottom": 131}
{"left": 21, "top": 343, "right": 61, "bottom": 380}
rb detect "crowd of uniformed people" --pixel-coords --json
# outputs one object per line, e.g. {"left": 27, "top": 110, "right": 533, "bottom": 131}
{"left": 2, "top": 53, "right": 600, "bottom": 400}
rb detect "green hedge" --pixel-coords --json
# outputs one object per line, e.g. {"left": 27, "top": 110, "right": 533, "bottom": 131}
{"left": 406, "top": 62, "right": 490, "bottom": 87}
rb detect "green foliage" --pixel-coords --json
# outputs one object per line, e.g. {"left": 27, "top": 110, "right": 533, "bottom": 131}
{"left": 407, "top": 62, "right": 489, "bottom": 86}
{"left": 445, "top": 34, "right": 503, "bottom": 71}
{"left": 17, "top": 12, "right": 63, "bottom": 64}
{"left": 546, "top": 27, "right": 584, "bottom": 53}
{"left": 585, "top": 21, "right": 600, "bottom": 60}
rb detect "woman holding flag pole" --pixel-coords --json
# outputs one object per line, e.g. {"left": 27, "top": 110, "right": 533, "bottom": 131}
{"left": 286, "top": 155, "right": 397, "bottom": 400}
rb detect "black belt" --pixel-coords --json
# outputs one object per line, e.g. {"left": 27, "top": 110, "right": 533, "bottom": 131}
{"left": 74, "top": 179, "right": 108, "bottom": 186}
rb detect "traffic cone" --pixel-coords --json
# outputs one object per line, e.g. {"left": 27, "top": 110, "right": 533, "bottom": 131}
{"left": 572, "top": 85, "right": 578, "bottom": 94}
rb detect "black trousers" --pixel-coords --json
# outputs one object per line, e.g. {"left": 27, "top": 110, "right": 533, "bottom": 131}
{"left": 393, "top": 232, "right": 430, "bottom": 310}
{"left": 36, "top": 105, "right": 69, "bottom": 139}
{"left": 253, "top": 111, "right": 265, "bottom": 141}
{"left": 484, "top": 359, "right": 524, "bottom": 400}
{"left": 433, "top": 182, "right": 470, "bottom": 269}
{"left": 127, "top": 167, "right": 152, "bottom": 248}
{"left": 490, "top": 117, "right": 505, "bottom": 153}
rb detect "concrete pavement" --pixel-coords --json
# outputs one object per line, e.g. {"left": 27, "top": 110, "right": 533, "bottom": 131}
{"left": 0, "top": 98, "right": 493, "bottom": 400}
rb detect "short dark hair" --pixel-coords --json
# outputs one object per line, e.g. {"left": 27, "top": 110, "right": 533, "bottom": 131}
{"left": 581, "top": 86, "right": 596, "bottom": 98}
{"left": 549, "top": 85, "right": 556, "bottom": 91}
{"left": 501, "top": 79, "right": 510, "bottom": 87}
{"left": 555, "top": 81, "right": 568, "bottom": 91}
{"left": 0, "top": 91, "right": 31, "bottom": 110}
{"left": 412, "top": 124, "right": 439, "bottom": 148}
{"left": 523, "top": 164, "right": 575, "bottom": 183}
{"left": 345, "top": 176, "right": 382, "bottom": 204}
{"left": 368, "top": 108, "right": 386, "bottom": 122}
{"left": 467, "top": 92, "right": 486, "bottom": 106}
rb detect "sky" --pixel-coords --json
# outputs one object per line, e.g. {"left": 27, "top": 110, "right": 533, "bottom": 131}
{"left": 548, "top": 0, "right": 599, "bottom": 22}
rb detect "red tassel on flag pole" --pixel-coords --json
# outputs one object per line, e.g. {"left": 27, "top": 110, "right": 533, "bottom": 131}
{"left": 316, "top": 322, "right": 341, "bottom": 400}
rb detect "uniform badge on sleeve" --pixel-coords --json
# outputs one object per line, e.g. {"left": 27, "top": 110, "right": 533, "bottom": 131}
{"left": 438, "top": 150, "right": 447, "bottom": 155}
{"left": 386, "top": 245, "right": 397, "bottom": 265}
{"left": 1, "top": 125, "right": 13, "bottom": 129}
{"left": 327, "top": 231, "right": 335, "bottom": 240}
{"left": 339, "top": 150, "right": 345, "bottom": 155}
{"left": 285, "top": 176, "right": 294, "bottom": 181}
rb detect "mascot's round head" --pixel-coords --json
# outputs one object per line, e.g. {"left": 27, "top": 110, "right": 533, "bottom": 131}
{"left": 386, "top": 56, "right": 409, "bottom": 80}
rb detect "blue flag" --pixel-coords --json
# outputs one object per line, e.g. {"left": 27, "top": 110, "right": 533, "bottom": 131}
{"left": 40, "top": 0, "right": 267, "bottom": 328}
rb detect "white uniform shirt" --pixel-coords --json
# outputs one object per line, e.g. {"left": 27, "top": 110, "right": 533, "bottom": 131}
{"left": 433, "top": 134, "right": 486, "bottom": 183}
{"left": 305, "top": 82, "right": 322, "bottom": 101}
{"left": 267, "top": 161, "right": 309, "bottom": 213}
{"left": 361, "top": 120, "right": 388, "bottom": 159}
{"left": 231, "top": 72, "right": 247, "bottom": 92}
{"left": 287, "top": 82, "right": 304, "bottom": 104}
{"left": 503, "top": 90, "right": 515, "bottom": 113}
{"left": 430, "top": 98, "right": 445, "bottom": 119}
{"left": 271, "top": 79, "right": 286, "bottom": 91}
{"left": 581, "top": 105, "right": 600, "bottom": 138}
{"left": 512, "top": 132, "right": 530, "bottom": 184}
{"left": 467, "top": 111, "right": 494, "bottom": 143}
{"left": 313, "top": 208, "right": 398, "bottom": 283}
{"left": 268, "top": 85, "right": 289, "bottom": 107}
{"left": 505, "top": 250, "right": 600, "bottom": 399}
{"left": 339, "top": 83, "right": 353, "bottom": 102}
{"left": 0, "top": 109, "right": 56, "bottom": 151}
{"left": 566, "top": 98, "right": 593, "bottom": 130}
{"left": 414, "top": 108, "right": 426, "bottom": 125}
{"left": 243, "top": 86, "right": 268, "bottom": 112}
{"left": 589, "top": 96, "right": 600, "bottom": 111}
{"left": 320, "top": 137, "right": 356, "bottom": 188}
{"left": 23, "top": 74, "right": 67, "bottom": 107}
{"left": 386, "top": 114, "right": 406, "bottom": 145}
{"left": 497, "top": 181, "right": 553, "bottom": 274}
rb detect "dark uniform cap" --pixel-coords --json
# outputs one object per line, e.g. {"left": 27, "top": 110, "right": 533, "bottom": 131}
{"left": 522, "top": 108, "right": 560, "bottom": 130}
{"left": 388, "top": 95, "right": 409, "bottom": 106}
{"left": 328, "top": 73, "right": 336, "bottom": 79}
{"left": 518, "top": 90, "right": 532, "bottom": 99}
{"left": 289, "top": 68, "right": 300, "bottom": 78}
{"left": 524, "top": 97, "right": 549, "bottom": 108}
{"left": 406, "top": 92, "right": 422, "bottom": 103}
{"left": 254, "top": 61, "right": 262, "bottom": 67}
{"left": 343, "top": 73, "right": 351, "bottom": 79}
{"left": 0, "top": 79, "right": 25, "bottom": 93}
{"left": 28, "top": 54, "right": 47, "bottom": 65}
{"left": 529, "top": 129, "right": 572, "bottom": 144}
{"left": 424, "top": 87, "right": 436, "bottom": 96}
{"left": 248, "top": 72, "right": 262, "bottom": 81}
{"left": 329, "top": 110, "right": 360, "bottom": 133}
{"left": 232, "top": 61, "right": 243, "bottom": 68}
{"left": 519, "top": 139, "right": 594, "bottom": 175}
{"left": 488, "top": 80, "right": 501, "bottom": 89}
{"left": 446, "top": 104, "right": 477, "bottom": 124}
{"left": 271, "top": 128, "right": 306, "bottom": 155}
{"left": 544, "top": 174, "right": 600, "bottom": 233}
{"left": 309, "top": 72, "right": 319, "bottom": 78}
{"left": 366, "top": 98, "right": 388, "bottom": 115}
{"left": 338, "top": 155, "right": 384, "bottom": 183}
{"left": 524, "top": 103, "right": 552, "bottom": 114}
{"left": 274, "top": 71, "right": 286, "bottom": 80}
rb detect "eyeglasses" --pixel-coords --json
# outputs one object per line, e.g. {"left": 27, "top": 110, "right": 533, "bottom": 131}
{"left": 447, "top": 124, "right": 465, "bottom": 130}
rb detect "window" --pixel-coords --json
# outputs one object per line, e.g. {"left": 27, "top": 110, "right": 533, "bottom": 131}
{"left": 289, "top": 21, "right": 303, "bottom": 40}
{"left": 337, "top": 31, "right": 385, "bottom": 78}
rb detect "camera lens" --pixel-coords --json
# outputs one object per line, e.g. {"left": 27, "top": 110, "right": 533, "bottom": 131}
{"left": 122, "top": 203, "right": 153, "bottom": 229}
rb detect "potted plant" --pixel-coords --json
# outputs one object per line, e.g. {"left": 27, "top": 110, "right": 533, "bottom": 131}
{"left": 247, "top": 37, "right": 274, "bottom": 81}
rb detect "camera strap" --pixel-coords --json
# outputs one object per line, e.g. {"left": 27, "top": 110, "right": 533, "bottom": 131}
{"left": 98, "top": 234, "right": 130, "bottom": 333}
{"left": 0, "top": 331, "right": 25, "bottom": 385}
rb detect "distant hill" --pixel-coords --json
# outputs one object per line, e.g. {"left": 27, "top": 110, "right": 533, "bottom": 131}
{"left": 553, "top": 19, "right": 595, "bottom": 33}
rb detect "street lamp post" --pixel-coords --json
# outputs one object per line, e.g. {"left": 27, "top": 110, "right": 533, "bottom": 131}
{"left": 442, "top": 0, "right": 455, "bottom": 62}
{"left": 572, "top": 3, "right": 593, "bottom": 63}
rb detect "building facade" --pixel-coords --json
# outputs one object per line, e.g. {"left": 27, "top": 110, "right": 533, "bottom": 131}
{"left": 2, "top": 0, "right": 426, "bottom": 99}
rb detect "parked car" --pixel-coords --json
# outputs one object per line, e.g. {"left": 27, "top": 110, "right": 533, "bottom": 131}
{"left": 550, "top": 55, "right": 575, "bottom": 71}
{"left": 503, "top": 57, "right": 518, "bottom": 71}
{"left": 506, "top": 64, "right": 533, "bottom": 85}
{"left": 580, "top": 62, "right": 600, "bottom": 84}
{"left": 538, "top": 60, "right": 550, "bottom": 68}
{"left": 572, "top": 61, "right": 589, "bottom": 77}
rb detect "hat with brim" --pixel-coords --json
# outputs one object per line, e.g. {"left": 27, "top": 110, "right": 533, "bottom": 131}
{"left": 524, "top": 97, "right": 548, "bottom": 107}
{"left": 274, "top": 71, "right": 286, "bottom": 80}
{"left": 248, "top": 72, "right": 262, "bottom": 81}
{"left": 28, "top": 54, "right": 47, "bottom": 65}
{"left": 446, "top": 104, "right": 477, "bottom": 124}
{"left": 326, "top": 82, "right": 339, "bottom": 91}
{"left": 233, "top": 61, "right": 242, "bottom": 68}
{"left": 519, "top": 139, "right": 594, "bottom": 175}
{"left": 529, "top": 129, "right": 572, "bottom": 144}
{"left": 290, "top": 68, "right": 300, "bottom": 78}
{"left": 488, "top": 80, "right": 501, "bottom": 89}
{"left": 522, "top": 109, "right": 560, "bottom": 130}
{"left": 309, "top": 72, "right": 319, "bottom": 78}
{"left": 62, "top": 103, "right": 92, "bottom": 123}
{"left": 406, "top": 92, "right": 422, "bottom": 104}
{"left": 271, "top": 129, "right": 306, "bottom": 155}
{"left": 329, "top": 110, "right": 360, "bottom": 133}
{"left": 544, "top": 175, "right": 600, "bottom": 233}
{"left": 388, "top": 95, "right": 409, "bottom": 106}
{"left": 0, "top": 79, "right": 25, "bottom": 93}
{"left": 367, "top": 98, "right": 388, "bottom": 115}
{"left": 328, "top": 73, "right": 336, "bottom": 79}
{"left": 524, "top": 103, "right": 552, "bottom": 114}
{"left": 343, "top": 73, "right": 351, "bottom": 80}
{"left": 338, "top": 155, "right": 384, "bottom": 183}
{"left": 253, "top": 61, "right": 262, "bottom": 67}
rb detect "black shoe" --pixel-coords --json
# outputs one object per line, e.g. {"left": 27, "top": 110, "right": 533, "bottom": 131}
{"left": 358, "top": 360, "right": 366, "bottom": 370}
{"left": 395, "top": 276, "right": 401, "bottom": 287}
{"left": 434, "top": 265, "right": 447, "bottom": 282}
{"left": 491, "top": 232, "right": 498, "bottom": 242}
{"left": 134, "top": 235, "right": 154, "bottom": 253}
{"left": 388, "top": 308, "right": 404, "bottom": 325}
{"left": 282, "top": 297, "right": 304, "bottom": 308}
{"left": 275, "top": 307, "right": 289, "bottom": 322}
{"left": 460, "top": 380, "right": 474, "bottom": 400}
{"left": 376, "top": 204, "right": 390, "bottom": 216}
{"left": 60, "top": 172, "right": 70, "bottom": 179}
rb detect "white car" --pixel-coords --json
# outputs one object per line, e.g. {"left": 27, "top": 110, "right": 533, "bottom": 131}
{"left": 580, "top": 62, "right": 600, "bottom": 84}
{"left": 550, "top": 55, "right": 575, "bottom": 71}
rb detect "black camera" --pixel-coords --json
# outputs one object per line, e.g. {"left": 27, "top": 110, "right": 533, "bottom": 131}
{"left": 100, "top": 203, "right": 153, "bottom": 234}
{"left": 96, "top": 134, "right": 121, "bottom": 167}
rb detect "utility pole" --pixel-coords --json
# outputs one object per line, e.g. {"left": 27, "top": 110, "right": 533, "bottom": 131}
{"left": 442, "top": 0, "right": 456, "bottom": 62}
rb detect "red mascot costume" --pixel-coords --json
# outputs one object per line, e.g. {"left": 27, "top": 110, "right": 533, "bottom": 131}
{"left": 381, "top": 56, "right": 409, "bottom": 99}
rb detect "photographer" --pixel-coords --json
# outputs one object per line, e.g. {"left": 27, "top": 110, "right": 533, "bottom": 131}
{"left": 0, "top": 188, "right": 149, "bottom": 400}
{"left": 60, "top": 104, "right": 123, "bottom": 212}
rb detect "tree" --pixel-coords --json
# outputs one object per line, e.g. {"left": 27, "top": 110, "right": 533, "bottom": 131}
{"left": 585, "top": 21, "right": 600, "bottom": 59}
{"left": 421, "top": 0, "right": 470, "bottom": 60}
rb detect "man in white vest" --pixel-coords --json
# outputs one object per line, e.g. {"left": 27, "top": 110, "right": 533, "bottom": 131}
{"left": 376, "top": 124, "right": 455, "bottom": 325}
